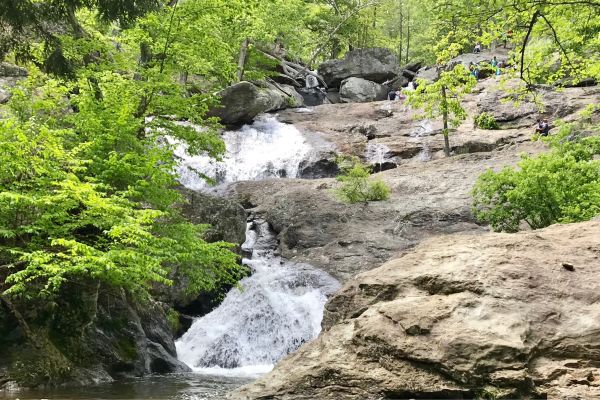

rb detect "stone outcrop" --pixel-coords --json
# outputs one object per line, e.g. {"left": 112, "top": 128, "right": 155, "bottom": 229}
{"left": 0, "top": 62, "right": 28, "bottom": 104}
{"left": 415, "top": 65, "right": 440, "bottom": 82}
{"left": 252, "top": 80, "right": 599, "bottom": 284}
{"left": 0, "top": 286, "right": 189, "bottom": 388}
{"left": 231, "top": 220, "right": 600, "bottom": 400}
{"left": 339, "top": 77, "right": 388, "bottom": 103}
{"left": 207, "top": 81, "right": 303, "bottom": 125}
{"left": 228, "top": 148, "right": 530, "bottom": 283}
{"left": 318, "top": 48, "right": 399, "bottom": 88}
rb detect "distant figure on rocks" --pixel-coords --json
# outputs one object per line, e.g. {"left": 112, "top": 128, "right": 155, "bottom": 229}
{"left": 395, "top": 90, "right": 405, "bottom": 103}
{"left": 388, "top": 90, "right": 397, "bottom": 101}
{"left": 535, "top": 119, "right": 550, "bottom": 136}
{"left": 491, "top": 56, "right": 498, "bottom": 67}
{"left": 305, "top": 71, "right": 319, "bottom": 89}
{"left": 469, "top": 62, "right": 480, "bottom": 80}
{"left": 473, "top": 42, "right": 482, "bottom": 53}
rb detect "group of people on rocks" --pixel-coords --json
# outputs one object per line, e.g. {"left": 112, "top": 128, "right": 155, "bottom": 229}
{"left": 469, "top": 56, "right": 503, "bottom": 80}
{"left": 387, "top": 80, "right": 417, "bottom": 101}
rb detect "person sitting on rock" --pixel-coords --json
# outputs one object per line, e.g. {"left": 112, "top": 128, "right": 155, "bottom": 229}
{"left": 395, "top": 90, "right": 405, "bottom": 102}
{"left": 469, "top": 63, "right": 480, "bottom": 80}
{"left": 473, "top": 42, "right": 482, "bottom": 53}
{"left": 535, "top": 119, "right": 550, "bottom": 136}
{"left": 388, "top": 90, "right": 397, "bottom": 101}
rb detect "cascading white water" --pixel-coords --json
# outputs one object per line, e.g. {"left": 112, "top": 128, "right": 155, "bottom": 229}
{"left": 411, "top": 119, "right": 434, "bottom": 161}
{"left": 365, "top": 141, "right": 393, "bottom": 168}
{"left": 174, "top": 115, "right": 312, "bottom": 190}
{"left": 176, "top": 221, "right": 340, "bottom": 376}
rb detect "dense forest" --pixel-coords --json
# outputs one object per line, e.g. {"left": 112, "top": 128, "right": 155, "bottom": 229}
{"left": 0, "top": 0, "right": 599, "bottom": 393}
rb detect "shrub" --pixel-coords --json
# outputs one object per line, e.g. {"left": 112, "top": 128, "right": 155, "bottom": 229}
{"left": 474, "top": 112, "right": 499, "bottom": 129}
{"left": 472, "top": 133, "right": 600, "bottom": 232}
{"left": 335, "top": 158, "right": 391, "bottom": 203}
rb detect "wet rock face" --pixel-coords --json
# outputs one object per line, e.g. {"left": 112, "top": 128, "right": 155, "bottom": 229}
{"left": 231, "top": 221, "right": 600, "bottom": 400}
{"left": 318, "top": 48, "right": 399, "bottom": 88}
{"left": 90, "top": 291, "right": 190, "bottom": 379}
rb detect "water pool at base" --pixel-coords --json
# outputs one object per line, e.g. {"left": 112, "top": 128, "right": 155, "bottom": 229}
{"left": 2, "top": 373, "right": 252, "bottom": 400}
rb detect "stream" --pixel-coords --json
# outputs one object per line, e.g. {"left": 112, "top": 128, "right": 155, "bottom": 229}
{"left": 3, "top": 115, "right": 340, "bottom": 400}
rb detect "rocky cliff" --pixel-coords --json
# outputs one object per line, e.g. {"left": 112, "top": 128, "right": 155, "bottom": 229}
{"left": 231, "top": 220, "right": 600, "bottom": 400}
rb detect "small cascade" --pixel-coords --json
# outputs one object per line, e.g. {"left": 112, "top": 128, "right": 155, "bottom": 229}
{"left": 411, "top": 119, "right": 434, "bottom": 161}
{"left": 176, "top": 221, "right": 340, "bottom": 376}
{"left": 365, "top": 141, "right": 395, "bottom": 172}
{"left": 174, "top": 115, "right": 312, "bottom": 190}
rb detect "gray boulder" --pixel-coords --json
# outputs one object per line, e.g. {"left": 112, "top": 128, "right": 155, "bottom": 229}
{"left": 207, "top": 81, "right": 303, "bottom": 126}
{"left": 339, "top": 77, "right": 388, "bottom": 103}
{"left": 0, "top": 62, "right": 27, "bottom": 77}
{"left": 318, "top": 48, "right": 399, "bottom": 87}
{"left": 415, "top": 65, "right": 440, "bottom": 82}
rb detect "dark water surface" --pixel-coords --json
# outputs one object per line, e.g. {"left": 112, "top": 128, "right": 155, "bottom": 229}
{"left": 2, "top": 373, "right": 252, "bottom": 400}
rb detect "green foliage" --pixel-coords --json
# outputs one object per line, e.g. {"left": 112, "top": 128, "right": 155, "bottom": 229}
{"left": 0, "top": 15, "right": 245, "bottom": 302}
{"left": 407, "top": 65, "right": 476, "bottom": 155}
{"left": 472, "top": 130, "right": 600, "bottom": 232}
{"left": 166, "top": 308, "right": 181, "bottom": 335}
{"left": 335, "top": 158, "right": 391, "bottom": 203}
{"left": 474, "top": 112, "right": 499, "bottom": 130}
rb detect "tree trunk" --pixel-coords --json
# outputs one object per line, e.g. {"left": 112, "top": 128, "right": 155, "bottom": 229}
{"left": 237, "top": 38, "right": 250, "bottom": 82}
{"left": 0, "top": 293, "right": 41, "bottom": 349}
{"left": 398, "top": 3, "right": 403, "bottom": 63}
{"left": 441, "top": 85, "right": 450, "bottom": 157}
{"left": 405, "top": 9, "right": 410, "bottom": 64}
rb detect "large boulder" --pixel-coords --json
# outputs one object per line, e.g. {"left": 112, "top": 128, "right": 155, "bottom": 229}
{"left": 0, "top": 286, "right": 189, "bottom": 388}
{"left": 318, "top": 48, "right": 399, "bottom": 88}
{"left": 231, "top": 220, "right": 600, "bottom": 400}
{"left": 0, "top": 62, "right": 28, "bottom": 77}
{"left": 206, "top": 81, "right": 303, "bottom": 126}
{"left": 339, "top": 77, "right": 388, "bottom": 103}
{"left": 415, "top": 65, "right": 440, "bottom": 82}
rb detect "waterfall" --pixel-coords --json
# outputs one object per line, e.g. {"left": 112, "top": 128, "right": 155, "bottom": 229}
{"left": 365, "top": 141, "right": 393, "bottom": 170}
{"left": 176, "top": 221, "right": 340, "bottom": 376}
{"left": 174, "top": 115, "right": 312, "bottom": 190}
{"left": 411, "top": 119, "right": 433, "bottom": 161}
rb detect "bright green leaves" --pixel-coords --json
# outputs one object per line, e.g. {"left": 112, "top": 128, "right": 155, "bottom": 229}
{"left": 0, "top": 60, "right": 241, "bottom": 302}
{"left": 335, "top": 158, "right": 391, "bottom": 203}
{"left": 472, "top": 134, "right": 600, "bottom": 232}
{"left": 407, "top": 65, "right": 476, "bottom": 155}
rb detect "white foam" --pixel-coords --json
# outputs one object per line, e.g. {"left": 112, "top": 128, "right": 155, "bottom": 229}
{"left": 173, "top": 115, "right": 312, "bottom": 190}
{"left": 176, "top": 222, "right": 340, "bottom": 376}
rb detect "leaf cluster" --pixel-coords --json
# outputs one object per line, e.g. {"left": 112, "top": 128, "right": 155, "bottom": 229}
{"left": 335, "top": 157, "right": 391, "bottom": 203}
{"left": 472, "top": 127, "right": 600, "bottom": 232}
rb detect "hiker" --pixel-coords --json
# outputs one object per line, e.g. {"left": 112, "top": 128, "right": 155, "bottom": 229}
{"left": 395, "top": 90, "right": 405, "bottom": 103}
{"left": 469, "top": 62, "right": 479, "bottom": 80}
{"left": 491, "top": 56, "right": 498, "bottom": 68}
{"left": 535, "top": 119, "right": 550, "bottom": 136}
{"left": 473, "top": 42, "right": 482, "bottom": 53}
{"left": 388, "top": 89, "right": 397, "bottom": 101}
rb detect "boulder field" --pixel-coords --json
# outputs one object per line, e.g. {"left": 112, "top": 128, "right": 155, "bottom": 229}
{"left": 224, "top": 76, "right": 599, "bottom": 400}
{"left": 230, "top": 220, "right": 600, "bottom": 400}
{"left": 229, "top": 79, "right": 599, "bottom": 283}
